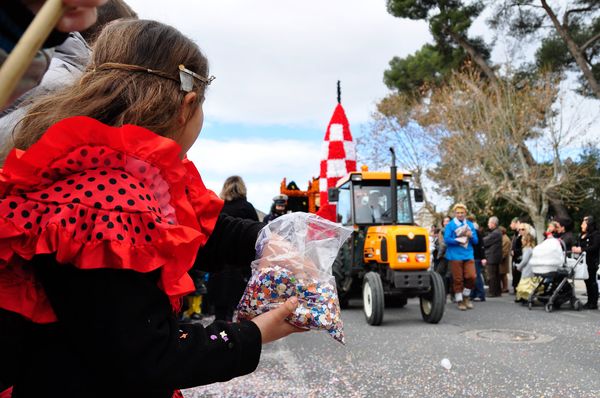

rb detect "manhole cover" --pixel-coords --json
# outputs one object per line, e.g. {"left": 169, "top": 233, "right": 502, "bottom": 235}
{"left": 463, "top": 329, "right": 555, "bottom": 344}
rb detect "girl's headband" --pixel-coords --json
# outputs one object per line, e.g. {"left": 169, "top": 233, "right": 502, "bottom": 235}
{"left": 92, "top": 63, "right": 215, "bottom": 92}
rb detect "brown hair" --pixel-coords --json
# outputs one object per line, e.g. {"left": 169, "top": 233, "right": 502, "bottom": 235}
{"left": 6, "top": 19, "right": 209, "bottom": 155}
{"left": 220, "top": 176, "right": 248, "bottom": 201}
{"left": 80, "top": 0, "right": 138, "bottom": 45}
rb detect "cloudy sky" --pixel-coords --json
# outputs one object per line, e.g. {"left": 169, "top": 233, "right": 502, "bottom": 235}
{"left": 126, "top": 0, "right": 598, "bottom": 213}
{"left": 125, "top": 0, "right": 432, "bottom": 212}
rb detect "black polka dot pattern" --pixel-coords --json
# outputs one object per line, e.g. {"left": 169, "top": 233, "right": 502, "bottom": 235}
{"left": 0, "top": 118, "right": 221, "bottom": 325}
{"left": 0, "top": 153, "right": 179, "bottom": 246}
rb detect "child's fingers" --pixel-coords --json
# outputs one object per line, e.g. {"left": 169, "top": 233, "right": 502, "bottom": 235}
{"left": 279, "top": 296, "right": 298, "bottom": 316}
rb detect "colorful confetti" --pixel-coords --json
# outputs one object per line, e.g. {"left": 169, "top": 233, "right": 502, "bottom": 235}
{"left": 236, "top": 265, "right": 345, "bottom": 344}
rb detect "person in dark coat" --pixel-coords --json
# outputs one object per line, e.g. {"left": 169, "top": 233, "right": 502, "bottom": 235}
{"left": 510, "top": 217, "right": 523, "bottom": 293}
{"left": 470, "top": 222, "right": 486, "bottom": 301}
{"left": 483, "top": 216, "right": 503, "bottom": 297}
{"left": 263, "top": 194, "right": 288, "bottom": 224}
{"left": 208, "top": 176, "right": 260, "bottom": 321}
{"left": 556, "top": 217, "right": 576, "bottom": 253}
{"left": 572, "top": 216, "right": 600, "bottom": 310}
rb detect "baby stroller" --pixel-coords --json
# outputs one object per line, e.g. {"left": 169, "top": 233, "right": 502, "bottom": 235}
{"left": 527, "top": 238, "right": 586, "bottom": 313}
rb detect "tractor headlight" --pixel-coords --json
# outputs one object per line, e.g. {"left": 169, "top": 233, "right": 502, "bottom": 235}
{"left": 416, "top": 254, "right": 426, "bottom": 262}
{"left": 397, "top": 254, "right": 409, "bottom": 263}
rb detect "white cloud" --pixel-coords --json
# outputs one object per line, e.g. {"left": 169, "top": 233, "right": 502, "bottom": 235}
{"left": 125, "top": 0, "right": 432, "bottom": 127}
{"left": 187, "top": 137, "right": 322, "bottom": 213}
{"left": 121, "top": 0, "right": 435, "bottom": 213}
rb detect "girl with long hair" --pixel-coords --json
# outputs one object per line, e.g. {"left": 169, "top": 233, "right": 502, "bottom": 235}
{"left": 0, "top": 19, "right": 301, "bottom": 397}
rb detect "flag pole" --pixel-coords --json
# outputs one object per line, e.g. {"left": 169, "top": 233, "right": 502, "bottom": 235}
{"left": 0, "top": 0, "right": 65, "bottom": 108}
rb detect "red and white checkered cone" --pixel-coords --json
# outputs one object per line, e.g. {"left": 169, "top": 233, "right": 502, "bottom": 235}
{"left": 317, "top": 103, "right": 356, "bottom": 221}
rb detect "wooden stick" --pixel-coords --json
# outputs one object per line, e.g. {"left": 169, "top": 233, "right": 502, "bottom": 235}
{"left": 0, "top": 0, "right": 65, "bottom": 108}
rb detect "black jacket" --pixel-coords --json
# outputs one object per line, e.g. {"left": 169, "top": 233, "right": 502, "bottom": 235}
{"left": 472, "top": 229, "right": 484, "bottom": 260}
{"left": 222, "top": 198, "right": 259, "bottom": 222}
{"left": 3, "top": 213, "right": 265, "bottom": 398}
{"left": 578, "top": 230, "right": 600, "bottom": 269}
{"left": 511, "top": 233, "right": 523, "bottom": 263}
{"left": 559, "top": 231, "right": 576, "bottom": 252}
{"left": 483, "top": 228, "right": 503, "bottom": 264}
{"left": 210, "top": 198, "right": 260, "bottom": 307}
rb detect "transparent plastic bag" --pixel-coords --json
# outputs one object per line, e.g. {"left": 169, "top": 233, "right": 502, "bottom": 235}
{"left": 236, "top": 212, "right": 352, "bottom": 344}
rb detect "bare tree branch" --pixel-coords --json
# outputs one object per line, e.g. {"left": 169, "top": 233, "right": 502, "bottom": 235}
{"left": 581, "top": 32, "right": 600, "bottom": 52}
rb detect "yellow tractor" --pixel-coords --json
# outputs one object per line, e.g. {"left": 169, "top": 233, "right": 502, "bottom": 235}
{"left": 328, "top": 148, "right": 445, "bottom": 325}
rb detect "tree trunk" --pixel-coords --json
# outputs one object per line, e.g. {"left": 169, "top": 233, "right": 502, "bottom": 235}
{"left": 540, "top": 0, "right": 600, "bottom": 98}
{"left": 529, "top": 213, "right": 547, "bottom": 244}
{"left": 446, "top": 30, "right": 500, "bottom": 88}
{"left": 549, "top": 198, "right": 570, "bottom": 220}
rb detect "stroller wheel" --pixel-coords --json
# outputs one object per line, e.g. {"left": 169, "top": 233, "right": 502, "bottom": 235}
{"left": 545, "top": 303, "right": 554, "bottom": 313}
{"left": 571, "top": 299, "right": 584, "bottom": 311}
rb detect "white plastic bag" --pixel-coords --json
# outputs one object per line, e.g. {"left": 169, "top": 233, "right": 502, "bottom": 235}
{"left": 236, "top": 213, "right": 352, "bottom": 343}
{"left": 529, "top": 238, "right": 564, "bottom": 274}
{"left": 573, "top": 253, "right": 589, "bottom": 280}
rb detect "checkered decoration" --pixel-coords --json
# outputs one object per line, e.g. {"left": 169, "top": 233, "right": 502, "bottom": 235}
{"left": 317, "top": 103, "right": 356, "bottom": 221}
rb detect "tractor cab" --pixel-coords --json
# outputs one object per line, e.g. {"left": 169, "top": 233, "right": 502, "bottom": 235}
{"left": 333, "top": 170, "right": 415, "bottom": 226}
{"left": 328, "top": 151, "right": 445, "bottom": 326}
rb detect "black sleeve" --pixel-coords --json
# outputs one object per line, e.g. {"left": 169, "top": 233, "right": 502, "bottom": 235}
{"left": 195, "top": 213, "right": 265, "bottom": 272}
{"left": 34, "top": 255, "right": 262, "bottom": 391}
{"left": 245, "top": 202, "right": 259, "bottom": 222}
{"left": 583, "top": 232, "right": 600, "bottom": 264}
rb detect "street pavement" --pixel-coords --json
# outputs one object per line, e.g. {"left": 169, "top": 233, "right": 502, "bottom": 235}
{"left": 184, "top": 285, "right": 600, "bottom": 398}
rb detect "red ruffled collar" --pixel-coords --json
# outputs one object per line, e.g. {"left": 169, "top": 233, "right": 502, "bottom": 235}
{"left": 0, "top": 116, "right": 223, "bottom": 323}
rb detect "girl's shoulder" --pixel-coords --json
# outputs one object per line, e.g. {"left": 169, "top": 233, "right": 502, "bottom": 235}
{"left": 0, "top": 117, "right": 222, "bottom": 323}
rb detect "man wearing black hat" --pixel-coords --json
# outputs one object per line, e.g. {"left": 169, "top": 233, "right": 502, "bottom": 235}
{"left": 263, "top": 194, "right": 288, "bottom": 224}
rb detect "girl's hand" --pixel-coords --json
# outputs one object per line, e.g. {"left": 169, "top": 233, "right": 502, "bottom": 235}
{"left": 258, "top": 234, "right": 320, "bottom": 279}
{"left": 250, "top": 297, "right": 306, "bottom": 344}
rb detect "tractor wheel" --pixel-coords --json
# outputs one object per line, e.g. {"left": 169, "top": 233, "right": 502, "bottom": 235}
{"left": 386, "top": 295, "right": 408, "bottom": 308}
{"left": 420, "top": 271, "right": 445, "bottom": 324}
{"left": 363, "top": 272, "right": 384, "bottom": 326}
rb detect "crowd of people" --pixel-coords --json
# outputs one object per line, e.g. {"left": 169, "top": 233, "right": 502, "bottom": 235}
{"left": 431, "top": 204, "right": 599, "bottom": 311}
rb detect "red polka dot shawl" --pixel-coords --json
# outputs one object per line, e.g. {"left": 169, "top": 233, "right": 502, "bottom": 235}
{"left": 0, "top": 117, "right": 223, "bottom": 323}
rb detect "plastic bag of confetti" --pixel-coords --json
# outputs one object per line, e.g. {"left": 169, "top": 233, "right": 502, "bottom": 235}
{"left": 236, "top": 212, "right": 352, "bottom": 344}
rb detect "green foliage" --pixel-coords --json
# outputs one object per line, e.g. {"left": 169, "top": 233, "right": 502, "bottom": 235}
{"left": 492, "top": 0, "right": 600, "bottom": 97}
{"left": 384, "top": 0, "right": 491, "bottom": 95}
{"left": 536, "top": 35, "right": 571, "bottom": 72}
{"left": 564, "top": 146, "right": 600, "bottom": 229}
{"left": 383, "top": 44, "right": 465, "bottom": 93}
{"left": 385, "top": 0, "right": 600, "bottom": 97}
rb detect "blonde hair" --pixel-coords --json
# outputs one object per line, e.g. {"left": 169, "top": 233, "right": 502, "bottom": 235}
{"left": 220, "top": 176, "right": 247, "bottom": 201}
{"left": 4, "top": 19, "right": 209, "bottom": 157}
{"left": 452, "top": 203, "right": 468, "bottom": 212}
{"left": 520, "top": 223, "right": 536, "bottom": 248}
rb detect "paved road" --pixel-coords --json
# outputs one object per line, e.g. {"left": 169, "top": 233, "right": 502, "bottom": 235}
{"left": 184, "top": 289, "right": 600, "bottom": 398}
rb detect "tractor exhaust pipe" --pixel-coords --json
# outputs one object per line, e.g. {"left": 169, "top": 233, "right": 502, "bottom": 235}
{"left": 390, "top": 147, "right": 397, "bottom": 225}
